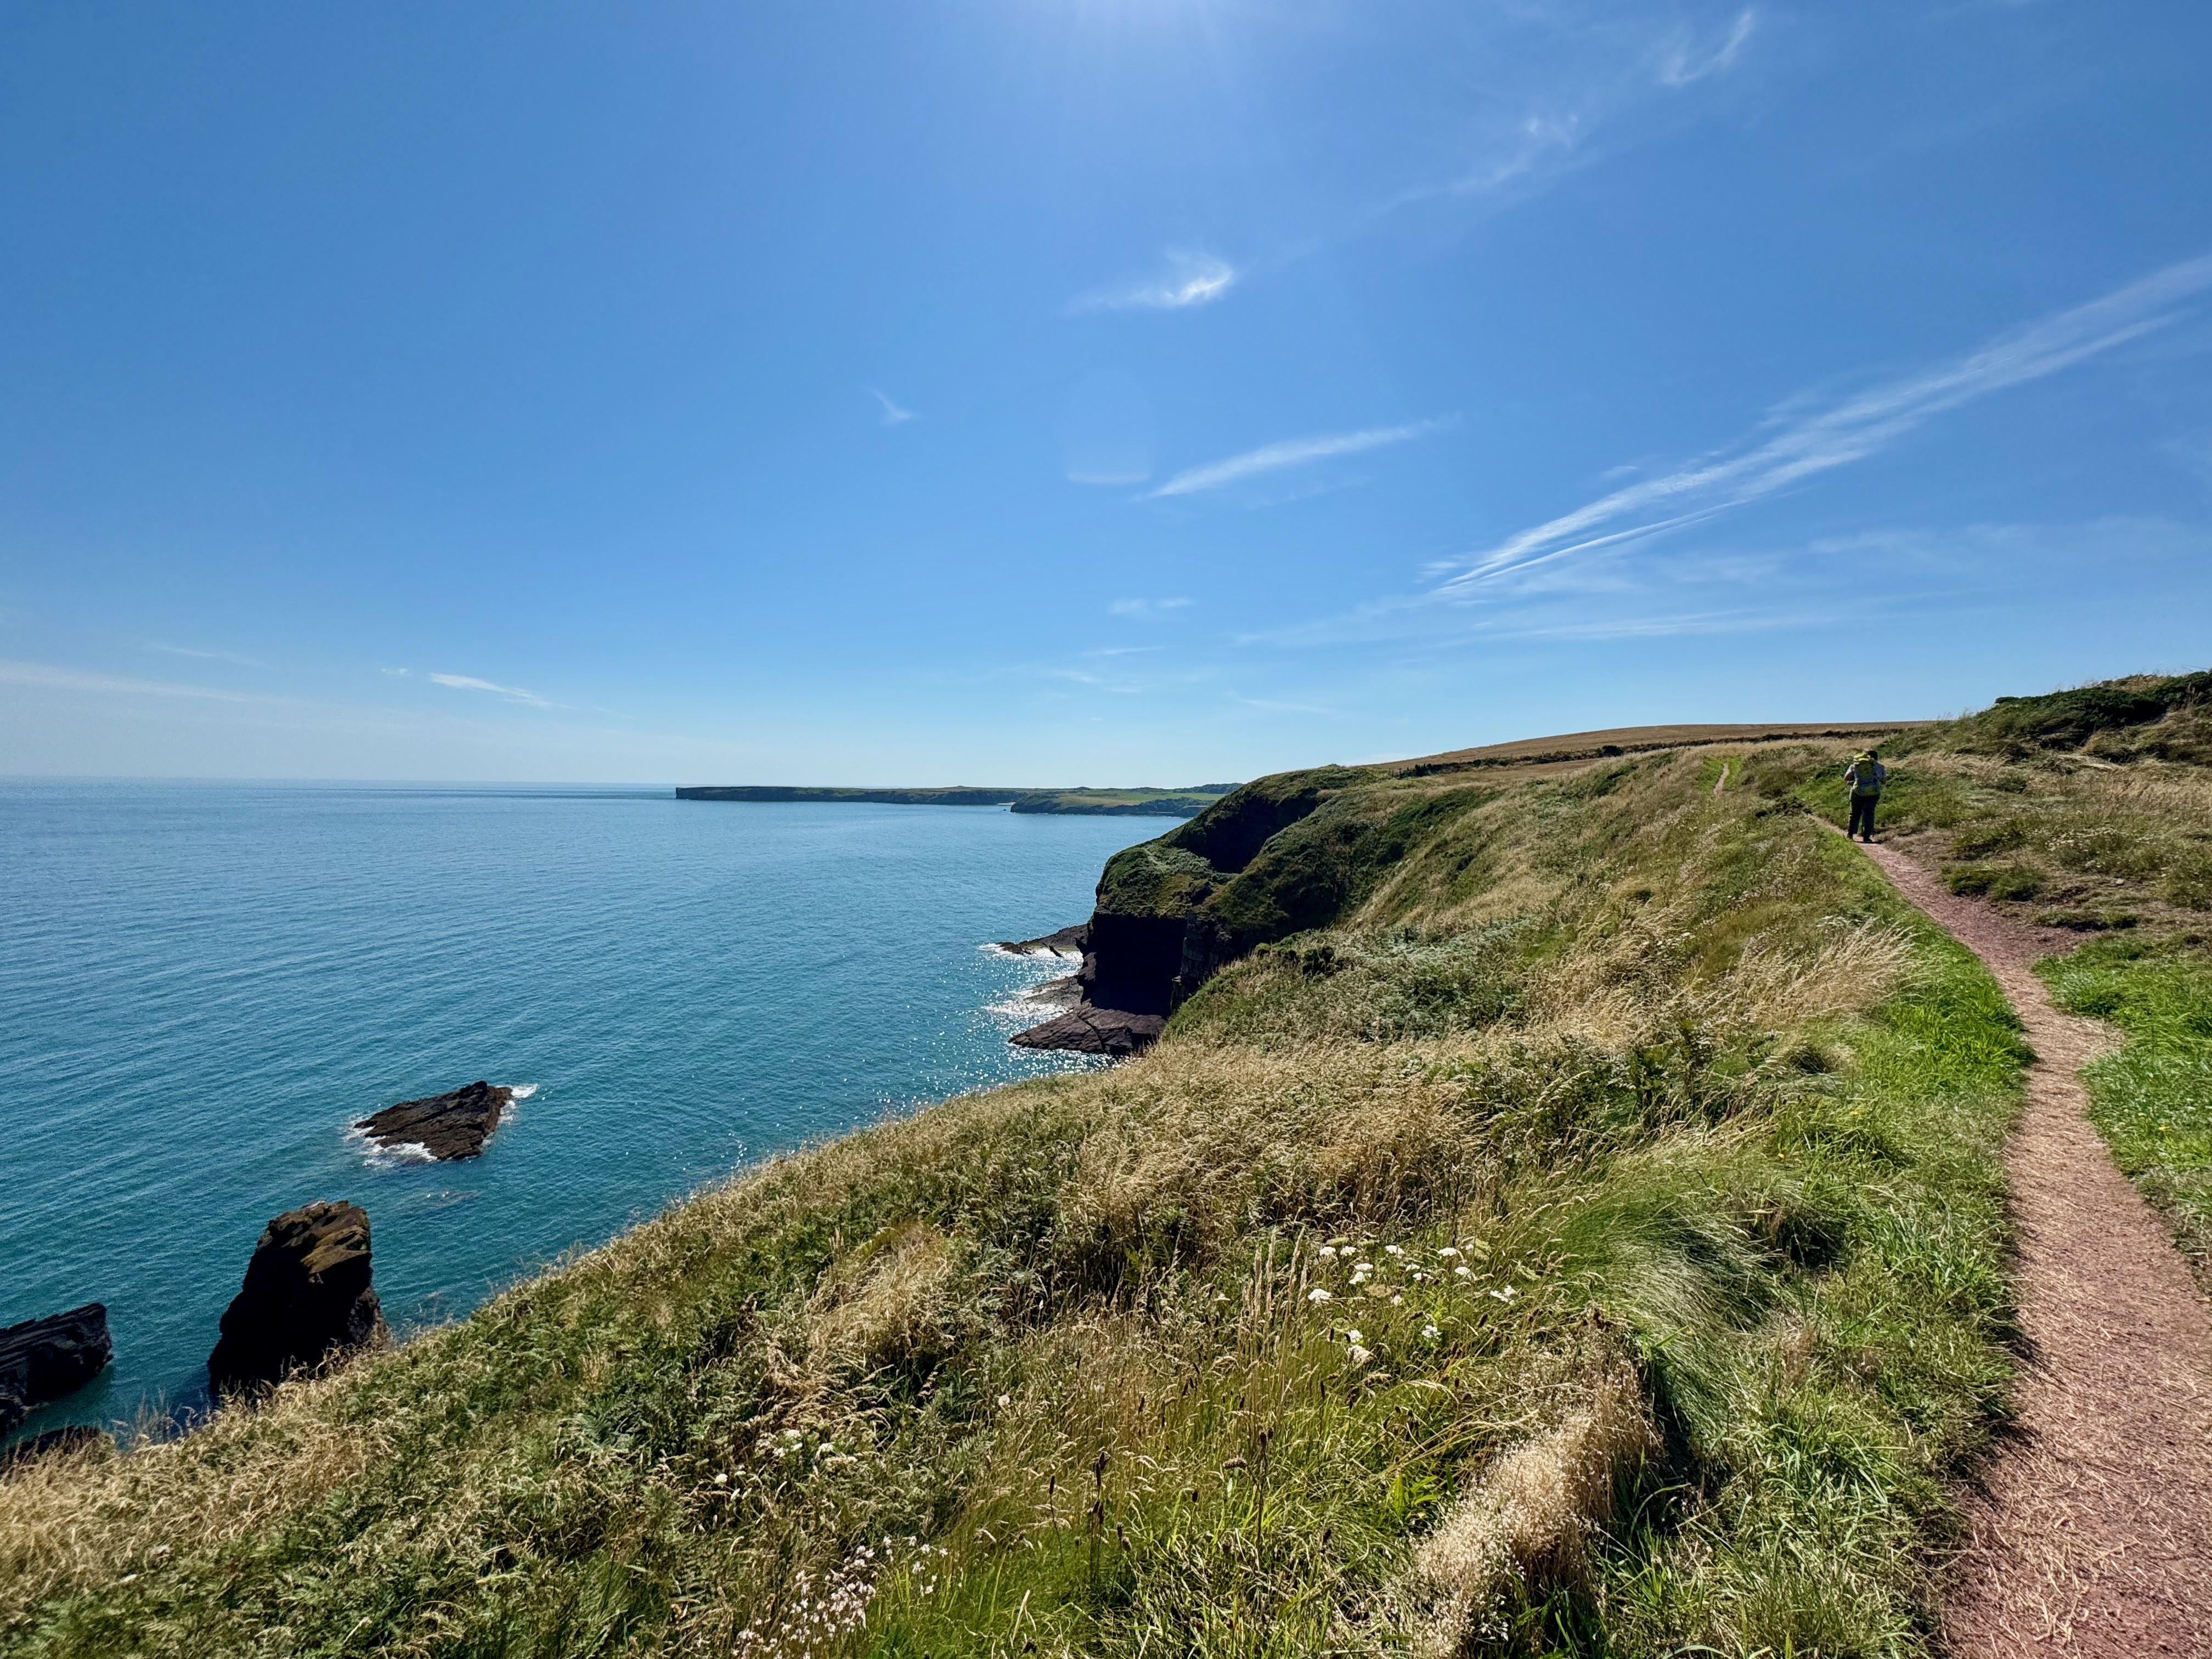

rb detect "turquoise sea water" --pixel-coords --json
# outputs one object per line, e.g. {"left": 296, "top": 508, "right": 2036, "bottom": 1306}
{"left": 0, "top": 782, "right": 1147, "bottom": 1441}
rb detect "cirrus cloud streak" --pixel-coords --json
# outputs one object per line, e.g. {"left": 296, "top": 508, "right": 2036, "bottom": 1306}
{"left": 1148, "top": 419, "right": 1451, "bottom": 500}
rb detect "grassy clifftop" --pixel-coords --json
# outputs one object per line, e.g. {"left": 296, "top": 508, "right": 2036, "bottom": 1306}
{"left": 14, "top": 678, "right": 2205, "bottom": 1657}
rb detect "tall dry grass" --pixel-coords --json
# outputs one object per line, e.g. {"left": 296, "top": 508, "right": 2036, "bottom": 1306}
{"left": 2, "top": 752, "right": 2025, "bottom": 1659}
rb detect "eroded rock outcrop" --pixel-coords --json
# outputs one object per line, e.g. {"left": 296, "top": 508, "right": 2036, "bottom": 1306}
{"left": 1010, "top": 770, "right": 1361, "bottom": 1056}
{"left": 207, "top": 1201, "right": 386, "bottom": 1396}
{"left": 995, "top": 923, "right": 1087, "bottom": 956}
{"left": 355, "top": 1080, "right": 512, "bottom": 1160}
{"left": 0, "top": 1305, "right": 111, "bottom": 1435}
{"left": 1007, "top": 1005, "right": 1165, "bottom": 1056}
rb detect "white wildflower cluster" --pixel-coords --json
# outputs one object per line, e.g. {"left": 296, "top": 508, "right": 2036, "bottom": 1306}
{"left": 751, "top": 1426, "right": 859, "bottom": 1471}
{"left": 733, "top": 1538, "right": 943, "bottom": 1658}
{"left": 1305, "top": 1233, "right": 1521, "bottom": 1354}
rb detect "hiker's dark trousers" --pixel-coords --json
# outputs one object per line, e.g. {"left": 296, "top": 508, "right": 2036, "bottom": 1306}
{"left": 1849, "top": 793, "right": 1880, "bottom": 839}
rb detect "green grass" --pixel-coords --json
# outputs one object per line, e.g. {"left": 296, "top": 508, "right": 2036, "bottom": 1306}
{"left": 2040, "top": 940, "right": 2212, "bottom": 1282}
{"left": 3, "top": 754, "right": 2032, "bottom": 1659}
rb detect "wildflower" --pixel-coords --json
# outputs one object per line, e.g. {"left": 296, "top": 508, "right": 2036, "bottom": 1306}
{"left": 1346, "top": 1328, "right": 1364, "bottom": 1345}
{"left": 1421, "top": 1323, "right": 1441, "bottom": 1340}
{"left": 1391, "top": 1294, "right": 1403, "bottom": 1306}
{"left": 1308, "top": 1287, "right": 1333, "bottom": 1302}
{"left": 1347, "top": 1344, "right": 1373, "bottom": 1365}
{"left": 997, "top": 1393, "right": 1011, "bottom": 1408}
{"left": 1453, "top": 1265, "right": 1472, "bottom": 1279}
{"left": 1436, "top": 1246, "right": 1461, "bottom": 1259}
{"left": 1385, "top": 1244, "right": 1405, "bottom": 1257}
{"left": 713, "top": 1471, "right": 728, "bottom": 1486}
{"left": 1489, "top": 1286, "right": 1516, "bottom": 1302}
{"left": 1318, "top": 1244, "right": 1338, "bottom": 1259}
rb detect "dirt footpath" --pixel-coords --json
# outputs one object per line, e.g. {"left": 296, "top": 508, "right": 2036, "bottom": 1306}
{"left": 1855, "top": 840, "right": 2212, "bottom": 1655}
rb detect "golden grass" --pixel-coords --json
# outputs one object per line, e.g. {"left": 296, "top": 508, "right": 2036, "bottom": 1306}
{"left": 1412, "top": 1340, "right": 1658, "bottom": 1656}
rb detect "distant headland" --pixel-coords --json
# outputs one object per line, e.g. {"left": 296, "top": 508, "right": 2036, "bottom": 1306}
{"left": 673, "top": 783, "right": 1240, "bottom": 818}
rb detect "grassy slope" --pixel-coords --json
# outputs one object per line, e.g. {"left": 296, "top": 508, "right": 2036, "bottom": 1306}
{"left": 1779, "top": 673, "right": 2212, "bottom": 1274}
{"left": 2040, "top": 944, "right": 2212, "bottom": 1284}
{"left": 2, "top": 753, "right": 2030, "bottom": 1659}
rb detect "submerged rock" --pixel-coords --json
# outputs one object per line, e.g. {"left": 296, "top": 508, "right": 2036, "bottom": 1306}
{"left": 354, "top": 1080, "right": 512, "bottom": 1160}
{"left": 207, "top": 1201, "right": 386, "bottom": 1396}
{"left": 0, "top": 1305, "right": 112, "bottom": 1435}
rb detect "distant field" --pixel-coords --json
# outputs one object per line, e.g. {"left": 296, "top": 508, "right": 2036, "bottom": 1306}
{"left": 674, "top": 784, "right": 1238, "bottom": 817}
{"left": 1390, "top": 720, "right": 1927, "bottom": 774}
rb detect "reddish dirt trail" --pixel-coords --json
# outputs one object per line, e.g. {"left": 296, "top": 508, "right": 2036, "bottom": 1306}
{"left": 1852, "top": 838, "right": 2212, "bottom": 1655}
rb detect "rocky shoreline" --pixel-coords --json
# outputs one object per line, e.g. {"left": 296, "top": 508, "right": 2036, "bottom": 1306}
{"left": 1, "top": 1305, "right": 111, "bottom": 1436}
{"left": 208, "top": 1201, "right": 386, "bottom": 1396}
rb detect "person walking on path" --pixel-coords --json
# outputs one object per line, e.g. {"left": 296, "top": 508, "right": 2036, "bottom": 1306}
{"left": 1844, "top": 749, "right": 1886, "bottom": 841}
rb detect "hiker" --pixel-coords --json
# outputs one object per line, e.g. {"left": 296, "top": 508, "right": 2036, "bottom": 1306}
{"left": 1844, "top": 749, "right": 1886, "bottom": 842}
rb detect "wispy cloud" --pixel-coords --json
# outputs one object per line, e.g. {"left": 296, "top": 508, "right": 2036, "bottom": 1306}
{"left": 867, "top": 386, "right": 916, "bottom": 426}
{"left": 1073, "top": 250, "right": 1237, "bottom": 314}
{"left": 1433, "top": 252, "right": 2212, "bottom": 593}
{"left": 1228, "top": 692, "right": 1344, "bottom": 718}
{"left": 428, "top": 672, "right": 551, "bottom": 708}
{"left": 143, "top": 641, "right": 266, "bottom": 667}
{"left": 0, "top": 659, "right": 258, "bottom": 701}
{"left": 1149, "top": 420, "right": 1449, "bottom": 500}
{"left": 1368, "top": 8, "right": 1760, "bottom": 224}
{"left": 1108, "top": 597, "right": 1192, "bottom": 619}
{"left": 1658, "top": 9, "right": 1757, "bottom": 87}
{"left": 1249, "top": 514, "right": 2212, "bottom": 652}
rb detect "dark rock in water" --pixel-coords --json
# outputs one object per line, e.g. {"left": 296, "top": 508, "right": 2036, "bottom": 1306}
{"left": 0, "top": 1305, "right": 112, "bottom": 1435}
{"left": 1009, "top": 1005, "right": 1165, "bottom": 1057}
{"left": 1020, "top": 972, "right": 1084, "bottom": 1012}
{"left": 354, "top": 1080, "right": 512, "bottom": 1160}
{"left": 995, "top": 923, "right": 1088, "bottom": 956}
{"left": 207, "top": 1201, "right": 386, "bottom": 1396}
{"left": 0, "top": 1423, "right": 114, "bottom": 1469}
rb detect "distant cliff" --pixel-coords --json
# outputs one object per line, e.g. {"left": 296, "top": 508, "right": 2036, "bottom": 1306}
{"left": 675, "top": 784, "right": 1237, "bottom": 818}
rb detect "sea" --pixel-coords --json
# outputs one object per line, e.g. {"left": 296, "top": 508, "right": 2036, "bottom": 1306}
{"left": 0, "top": 781, "right": 1151, "bottom": 1442}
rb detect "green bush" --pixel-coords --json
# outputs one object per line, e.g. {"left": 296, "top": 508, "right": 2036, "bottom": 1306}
{"left": 2164, "top": 851, "right": 2212, "bottom": 911}
{"left": 1944, "top": 863, "right": 2043, "bottom": 901}
{"left": 1951, "top": 820, "right": 2028, "bottom": 860}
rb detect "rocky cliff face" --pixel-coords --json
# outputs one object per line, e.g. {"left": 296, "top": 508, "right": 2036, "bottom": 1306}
{"left": 1011, "top": 767, "right": 1389, "bottom": 1053}
{"left": 207, "top": 1201, "right": 386, "bottom": 1396}
{"left": 0, "top": 1304, "right": 112, "bottom": 1435}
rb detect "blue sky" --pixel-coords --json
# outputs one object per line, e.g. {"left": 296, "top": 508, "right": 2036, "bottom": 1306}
{"left": 3, "top": 1, "right": 2209, "bottom": 784}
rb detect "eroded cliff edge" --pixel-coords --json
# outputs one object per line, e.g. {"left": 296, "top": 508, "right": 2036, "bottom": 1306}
{"left": 1012, "top": 765, "right": 1385, "bottom": 1053}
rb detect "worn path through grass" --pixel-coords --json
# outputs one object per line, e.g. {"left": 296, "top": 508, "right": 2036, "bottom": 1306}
{"left": 1854, "top": 838, "right": 2212, "bottom": 1656}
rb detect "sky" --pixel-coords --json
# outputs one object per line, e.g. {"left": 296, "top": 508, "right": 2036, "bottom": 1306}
{"left": 3, "top": 1, "right": 2209, "bottom": 785}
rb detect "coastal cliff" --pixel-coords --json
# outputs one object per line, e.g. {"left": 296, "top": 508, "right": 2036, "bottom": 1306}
{"left": 1012, "top": 763, "right": 1436, "bottom": 1049}
{"left": 676, "top": 784, "right": 1236, "bottom": 817}
{"left": 1014, "top": 724, "right": 1927, "bottom": 1053}
{"left": 20, "top": 680, "right": 2212, "bottom": 1658}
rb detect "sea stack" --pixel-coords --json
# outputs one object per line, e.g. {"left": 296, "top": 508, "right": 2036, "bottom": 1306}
{"left": 354, "top": 1079, "right": 512, "bottom": 1160}
{"left": 207, "top": 1201, "right": 386, "bottom": 1396}
{"left": 0, "top": 1304, "right": 112, "bottom": 1435}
